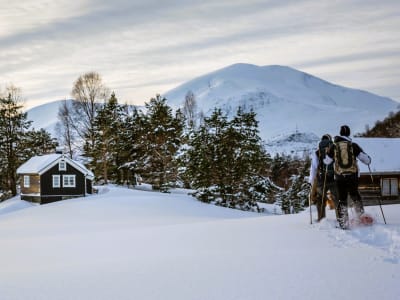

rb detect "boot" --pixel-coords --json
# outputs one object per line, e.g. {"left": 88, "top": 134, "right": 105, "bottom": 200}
{"left": 337, "top": 204, "right": 349, "bottom": 229}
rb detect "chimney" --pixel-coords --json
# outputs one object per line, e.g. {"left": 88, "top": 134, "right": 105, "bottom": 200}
{"left": 55, "top": 146, "right": 65, "bottom": 154}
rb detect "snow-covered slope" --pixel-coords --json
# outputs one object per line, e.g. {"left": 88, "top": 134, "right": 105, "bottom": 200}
{"left": 164, "top": 63, "right": 399, "bottom": 145}
{"left": 0, "top": 185, "right": 399, "bottom": 300}
{"left": 26, "top": 99, "right": 73, "bottom": 137}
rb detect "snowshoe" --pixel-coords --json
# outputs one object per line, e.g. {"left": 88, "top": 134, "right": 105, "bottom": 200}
{"left": 350, "top": 213, "right": 374, "bottom": 227}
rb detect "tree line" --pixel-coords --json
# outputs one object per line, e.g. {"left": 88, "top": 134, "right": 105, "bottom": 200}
{"left": 0, "top": 73, "right": 311, "bottom": 213}
{"left": 0, "top": 85, "right": 57, "bottom": 199}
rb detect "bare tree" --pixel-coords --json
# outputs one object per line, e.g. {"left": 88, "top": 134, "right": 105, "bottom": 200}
{"left": 55, "top": 99, "right": 76, "bottom": 158}
{"left": 0, "top": 84, "right": 24, "bottom": 106}
{"left": 183, "top": 90, "right": 197, "bottom": 129}
{"left": 70, "top": 72, "right": 109, "bottom": 155}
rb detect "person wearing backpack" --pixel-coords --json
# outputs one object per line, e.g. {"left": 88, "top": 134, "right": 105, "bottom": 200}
{"left": 324, "top": 125, "right": 371, "bottom": 229}
{"left": 309, "top": 134, "right": 338, "bottom": 221}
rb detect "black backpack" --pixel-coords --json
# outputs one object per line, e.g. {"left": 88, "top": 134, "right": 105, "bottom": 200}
{"left": 318, "top": 139, "right": 334, "bottom": 180}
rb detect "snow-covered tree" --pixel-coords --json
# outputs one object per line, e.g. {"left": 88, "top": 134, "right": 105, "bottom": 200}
{"left": 89, "top": 92, "right": 124, "bottom": 184}
{"left": 140, "top": 95, "right": 184, "bottom": 191}
{"left": 0, "top": 90, "right": 56, "bottom": 196}
{"left": 277, "top": 159, "right": 310, "bottom": 214}
{"left": 185, "top": 108, "right": 270, "bottom": 211}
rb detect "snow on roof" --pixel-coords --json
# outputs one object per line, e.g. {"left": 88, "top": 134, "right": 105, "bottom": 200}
{"left": 17, "top": 153, "right": 94, "bottom": 178}
{"left": 353, "top": 138, "right": 400, "bottom": 174}
{"left": 17, "top": 154, "right": 62, "bottom": 174}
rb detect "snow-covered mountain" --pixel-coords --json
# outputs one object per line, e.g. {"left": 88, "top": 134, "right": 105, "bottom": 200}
{"left": 164, "top": 63, "right": 399, "bottom": 153}
{"left": 26, "top": 64, "right": 399, "bottom": 155}
{"left": 26, "top": 99, "right": 74, "bottom": 137}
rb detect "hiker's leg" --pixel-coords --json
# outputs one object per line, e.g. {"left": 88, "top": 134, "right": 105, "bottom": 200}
{"left": 316, "top": 185, "right": 324, "bottom": 221}
{"left": 336, "top": 177, "right": 349, "bottom": 229}
{"left": 349, "top": 175, "right": 364, "bottom": 217}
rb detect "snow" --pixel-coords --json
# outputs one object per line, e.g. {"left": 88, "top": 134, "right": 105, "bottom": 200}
{"left": 354, "top": 138, "right": 400, "bottom": 174}
{"left": 164, "top": 63, "right": 398, "bottom": 142}
{"left": 25, "top": 65, "right": 399, "bottom": 155}
{"left": 16, "top": 153, "right": 62, "bottom": 174}
{"left": 26, "top": 99, "right": 72, "bottom": 137}
{"left": 0, "top": 185, "right": 399, "bottom": 300}
{"left": 17, "top": 153, "right": 94, "bottom": 178}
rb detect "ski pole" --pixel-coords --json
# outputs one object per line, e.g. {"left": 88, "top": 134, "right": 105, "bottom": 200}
{"left": 368, "top": 164, "right": 386, "bottom": 224}
{"left": 320, "top": 165, "right": 328, "bottom": 221}
{"left": 309, "top": 192, "right": 312, "bottom": 224}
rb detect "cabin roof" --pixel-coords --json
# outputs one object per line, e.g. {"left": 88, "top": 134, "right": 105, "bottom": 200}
{"left": 17, "top": 154, "right": 94, "bottom": 179}
{"left": 353, "top": 138, "right": 400, "bottom": 174}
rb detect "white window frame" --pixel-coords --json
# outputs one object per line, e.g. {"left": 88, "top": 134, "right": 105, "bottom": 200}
{"left": 23, "top": 175, "right": 30, "bottom": 188}
{"left": 63, "top": 175, "right": 76, "bottom": 188}
{"left": 381, "top": 178, "right": 398, "bottom": 196}
{"left": 59, "top": 160, "right": 66, "bottom": 171}
{"left": 52, "top": 175, "right": 60, "bottom": 188}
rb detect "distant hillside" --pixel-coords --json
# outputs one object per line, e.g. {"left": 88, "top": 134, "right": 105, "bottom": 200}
{"left": 357, "top": 110, "right": 400, "bottom": 137}
{"left": 26, "top": 99, "right": 74, "bottom": 137}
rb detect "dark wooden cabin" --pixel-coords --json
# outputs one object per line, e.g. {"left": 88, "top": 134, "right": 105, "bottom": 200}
{"left": 354, "top": 138, "right": 400, "bottom": 206}
{"left": 17, "top": 154, "right": 94, "bottom": 204}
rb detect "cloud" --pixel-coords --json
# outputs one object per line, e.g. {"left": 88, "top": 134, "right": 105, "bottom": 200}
{"left": 1, "top": 0, "right": 399, "bottom": 109}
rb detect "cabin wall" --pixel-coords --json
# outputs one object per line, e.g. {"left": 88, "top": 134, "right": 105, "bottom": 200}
{"left": 20, "top": 175, "right": 40, "bottom": 195}
{"left": 86, "top": 179, "right": 92, "bottom": 194}
{"left": 41, "top": 163, "right": 86, "bottom": 199}
{"left": 359, "top": 174, "right": 400, "bottom": 205}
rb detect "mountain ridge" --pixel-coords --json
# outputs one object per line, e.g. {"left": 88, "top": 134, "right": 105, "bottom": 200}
{"left": 164, "top": 63, "right": 398, "bottom": 143}
{"left": 26, "top": 63, "right": 399, "bottom": 155}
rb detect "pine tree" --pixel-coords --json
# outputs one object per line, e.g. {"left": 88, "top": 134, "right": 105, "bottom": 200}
{"left": 89, "top": 92, "right": 124, "bottom": 184}
{"left": 22, "top": 129, "right": 58, "bottom": 158}
{"left": 277, "top": 158, "right": 310, "bottom": 214}
{"left": 185, "top": 108, "right": 270, "bottom": 211}
{"left": 117, "top": 105, "right": 147, "bottom": 185}
{"left": 0, "top": 94, "right": 32, "bottom": 195}
{"left": 141, "top": 95, "right": 184, "bottom": 191}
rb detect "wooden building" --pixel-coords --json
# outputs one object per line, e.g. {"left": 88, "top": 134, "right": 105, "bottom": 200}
{"left": 354, "top": 138, "right": 400, "bottom": 206}
{"left": 17, "top": 154, "right": 94, "bottom": 204}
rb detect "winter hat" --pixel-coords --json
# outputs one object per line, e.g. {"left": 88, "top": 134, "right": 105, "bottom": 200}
{"left": 321, "top": 134, "right": 332, "bottom": 141}
{"left": 340, "top": 125, "right": 351, "bottom": 137}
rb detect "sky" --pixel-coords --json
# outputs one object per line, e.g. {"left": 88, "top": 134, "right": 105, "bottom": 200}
{"left": 0, "top": 184, "right": 399, "bottom": 299}
{"left": 1, "top": 0, "right": 399, "bottom": 109}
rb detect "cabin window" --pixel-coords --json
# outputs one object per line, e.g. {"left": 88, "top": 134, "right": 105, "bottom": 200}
{"left": 63, "top": 175, "right": 76, "bottom": 187}
{"left": 59, "top": 160, "right": 66, "bottom": 171}
{"left": 52, "top": 175, "right": 60, "bottom": 188}
{"left": 381, "top": 178, "right": 398, "bottom": 196}
{"left": 23, "top": 175, "right": 30, "bottom": 188}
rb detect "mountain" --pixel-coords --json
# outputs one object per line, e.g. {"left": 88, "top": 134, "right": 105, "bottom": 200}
{"left": 164, "top": 63, "right": 399, "bottom": 153}
{"left": 26, "top": 99, "right": 74, "bottom": 137}
{"left": 26, "top": 64, "right": 399, "bottom": 155}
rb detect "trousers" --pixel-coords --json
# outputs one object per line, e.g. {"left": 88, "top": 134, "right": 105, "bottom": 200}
{"left": 335, "top": 173, "right": 364, "bottom": 228}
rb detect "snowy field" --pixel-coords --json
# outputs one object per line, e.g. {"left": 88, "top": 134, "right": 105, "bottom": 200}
{"left": 0, "top": 185, "right": 399, "bottom": 300}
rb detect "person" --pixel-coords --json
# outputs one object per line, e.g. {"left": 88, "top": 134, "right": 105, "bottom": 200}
{"left": 324, "top": 125, "right": 371, "bottom": 229}
{"left": 309, "top": 134, "right": 338, "bottom": 221}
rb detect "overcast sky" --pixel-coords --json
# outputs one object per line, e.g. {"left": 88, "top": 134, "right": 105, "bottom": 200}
{"left": 1, "top": 0, "right": 399, "bottom": 109}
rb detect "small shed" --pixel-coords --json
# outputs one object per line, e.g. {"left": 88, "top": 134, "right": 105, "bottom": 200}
{"left": 17, "top": 153, "right": 94, "bottom": 204}
{"left": 354, "top": 138, "right": 400, "bottom": 206}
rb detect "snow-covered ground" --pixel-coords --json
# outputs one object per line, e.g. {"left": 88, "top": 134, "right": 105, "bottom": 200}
{"left": 0, "top": 185, "right": 399, "bottom": 300}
